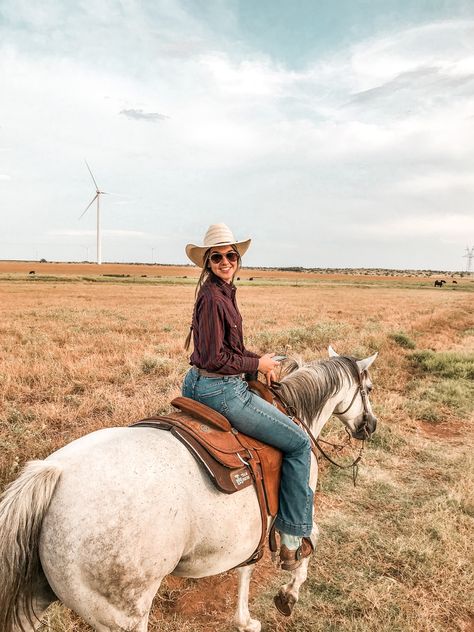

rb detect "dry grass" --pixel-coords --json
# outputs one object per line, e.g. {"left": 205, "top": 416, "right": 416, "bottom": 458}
{"left": 1, "top": 266, "right": 473, "bottom": 631}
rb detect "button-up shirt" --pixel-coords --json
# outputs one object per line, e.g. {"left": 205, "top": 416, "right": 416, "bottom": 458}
{"left": 189, "top": 273, "right": 260, "bottom": 374}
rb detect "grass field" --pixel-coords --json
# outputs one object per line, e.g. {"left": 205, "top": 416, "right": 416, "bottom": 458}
{"left": 0, "top": 263, "right": 473, "bottom": 631}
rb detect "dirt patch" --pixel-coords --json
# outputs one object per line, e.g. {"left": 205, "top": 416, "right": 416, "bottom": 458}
{"left": 157, "top": 554, "right": 278, "bottom": 623}
{"left": 419, "top": 420, "right": 466, "bottom": 439}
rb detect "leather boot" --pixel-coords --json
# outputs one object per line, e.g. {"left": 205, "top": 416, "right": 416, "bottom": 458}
{"left": 279, "top": 537, "right": 314, "bottom": 571}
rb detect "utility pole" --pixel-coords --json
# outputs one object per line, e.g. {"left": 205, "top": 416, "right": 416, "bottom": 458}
{"left": 463, "top": 246, "right": 474, "bottom": 274}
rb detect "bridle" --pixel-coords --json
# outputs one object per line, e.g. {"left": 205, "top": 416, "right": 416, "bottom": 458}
{"left": 336, "top": 369, "right": 370, "bottom": 419}
{"left": 268, "top": 363, "right": 373, "bottom": 486}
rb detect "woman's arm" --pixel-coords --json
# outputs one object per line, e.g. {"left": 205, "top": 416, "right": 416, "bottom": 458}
{"left": 243, "top": 349, "right": 260, "bottom": 359}
{"left": 194, "top": 296, "right": 259, "bottom": 374}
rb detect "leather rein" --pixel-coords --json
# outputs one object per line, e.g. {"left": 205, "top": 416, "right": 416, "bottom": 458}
{"left": 267, "top": 367, "right": 371, "bottom": 486}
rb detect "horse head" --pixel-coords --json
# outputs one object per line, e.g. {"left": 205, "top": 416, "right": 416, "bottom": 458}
{"left": 328, "top": 346, "right": 378, "bottom": 440}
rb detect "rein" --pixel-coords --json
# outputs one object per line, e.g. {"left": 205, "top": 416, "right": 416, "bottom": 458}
{"left": 269, "top": 365, "right": 371, "bottom": 486}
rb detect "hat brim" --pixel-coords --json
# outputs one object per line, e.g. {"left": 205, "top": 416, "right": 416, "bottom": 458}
{"left": 185, "top": 239, "right": 251, "bottom": 268}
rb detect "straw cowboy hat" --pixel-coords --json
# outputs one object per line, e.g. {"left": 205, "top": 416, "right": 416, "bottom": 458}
{"left": 185, "top": 223, "right": 251, "bottom": 268}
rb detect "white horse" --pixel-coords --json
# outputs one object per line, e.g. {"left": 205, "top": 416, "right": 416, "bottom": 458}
{"left": 0, "top": 348, "right": 377, "bottom": 632}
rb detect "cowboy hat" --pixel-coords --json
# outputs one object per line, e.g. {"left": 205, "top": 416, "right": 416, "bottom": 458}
{"left": 185, "top": 223, "right": 251, "bottom": 268}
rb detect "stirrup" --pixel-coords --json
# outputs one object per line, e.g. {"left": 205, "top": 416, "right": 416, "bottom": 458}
{"left": 279, "top": 537, "right": 314, "bottom": 571}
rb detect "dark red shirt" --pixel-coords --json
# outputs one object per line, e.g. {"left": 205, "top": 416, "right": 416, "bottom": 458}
{"left": 190, "top": 273, "right": 260, "bottom": 374}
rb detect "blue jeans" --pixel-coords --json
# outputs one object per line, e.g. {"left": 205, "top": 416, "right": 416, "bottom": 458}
{"left": 182, "top": 368, "right": 313, "bottom": 537}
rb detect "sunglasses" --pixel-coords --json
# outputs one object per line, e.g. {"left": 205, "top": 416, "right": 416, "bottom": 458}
{"left": 209, "top": 251, "right": 240, "bottom": 264}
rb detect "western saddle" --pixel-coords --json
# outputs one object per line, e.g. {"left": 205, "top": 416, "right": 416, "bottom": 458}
{"left": 131, "top": 380, "right": 294, "bottom": 566}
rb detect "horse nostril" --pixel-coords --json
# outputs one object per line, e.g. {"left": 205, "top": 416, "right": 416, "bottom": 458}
{"left": 367, "top": 416, "right": 377, "bottom": 435}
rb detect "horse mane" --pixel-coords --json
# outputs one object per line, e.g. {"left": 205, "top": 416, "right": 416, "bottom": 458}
{"left": 274, "top": 356, "right": 359, "bottom": 422}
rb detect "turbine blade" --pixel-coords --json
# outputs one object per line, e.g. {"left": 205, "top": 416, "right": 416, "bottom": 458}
{"left": 79, "top": 194, "right": 98, "bottom": 219}
{"left": 85, "top": 160, "right": 100, "bottom": 191}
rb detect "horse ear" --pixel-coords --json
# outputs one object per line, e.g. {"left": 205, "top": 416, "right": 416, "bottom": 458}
{"left": 356, "top": 352, "right": 378, "bottom": 373}
{"left": 328, "top": 345, "right": 339, "bottom": 357}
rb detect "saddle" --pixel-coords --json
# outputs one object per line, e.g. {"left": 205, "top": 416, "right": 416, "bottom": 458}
{"left": 131, "top": 381, "right": 286, "bottom": 565}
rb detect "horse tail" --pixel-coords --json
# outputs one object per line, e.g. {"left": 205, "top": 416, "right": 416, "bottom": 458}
{"left": 0, "top": 459, "right": 62, "bottom": 632}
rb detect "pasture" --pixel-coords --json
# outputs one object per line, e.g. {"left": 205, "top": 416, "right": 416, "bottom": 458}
{"left": 0, "top": 264, "right": 473, "bottom": 631}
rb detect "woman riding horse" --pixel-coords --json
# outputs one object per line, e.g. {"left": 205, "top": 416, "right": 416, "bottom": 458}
{"left": 183, "top": 223, "right": 313, "bottom": 570}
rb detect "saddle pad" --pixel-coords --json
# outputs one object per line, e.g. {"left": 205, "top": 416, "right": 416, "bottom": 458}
{"left": 132, "top": 409, "right": 282, "bottom": 516}
{"left": 132, "top": 419, "right": 253, "bottom": 494}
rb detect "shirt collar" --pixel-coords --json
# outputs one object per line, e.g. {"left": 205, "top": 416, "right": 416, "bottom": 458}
{"left": 209, "top": 272, "right": 236, "bottom": 297}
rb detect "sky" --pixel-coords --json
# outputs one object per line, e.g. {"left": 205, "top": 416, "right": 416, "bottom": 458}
{"left": 1, "top": 0, "right": 474, "bottom": 270}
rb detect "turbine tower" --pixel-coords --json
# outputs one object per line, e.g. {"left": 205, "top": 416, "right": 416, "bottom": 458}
{"left": 79, "top": 161, "right": 109, "bottom": 265}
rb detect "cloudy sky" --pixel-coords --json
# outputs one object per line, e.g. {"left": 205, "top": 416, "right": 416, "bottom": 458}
{"left": 1, "top": 0, "right": 473, "bottom": 270}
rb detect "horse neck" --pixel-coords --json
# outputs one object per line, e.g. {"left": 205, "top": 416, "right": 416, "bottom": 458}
{"left": 309, "top": 393, "right": 345, "bottom": 439}
{"left": 279, "top": 359, "right": 356, "bottom": 439}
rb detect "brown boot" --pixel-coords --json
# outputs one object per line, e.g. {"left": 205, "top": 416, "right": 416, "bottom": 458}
{"left": 279, "top": 537, "right": 314, "bottom": 571}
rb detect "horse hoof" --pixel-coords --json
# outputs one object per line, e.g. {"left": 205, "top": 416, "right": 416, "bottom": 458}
{"left": 235, "top": 618, "right": 261, "bottom": 632}
{"left": 273, "top": 590, "right": 296, "bottom": 617}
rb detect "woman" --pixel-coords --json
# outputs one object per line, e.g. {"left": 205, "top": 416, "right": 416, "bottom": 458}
{"left": 182, "top": 223, "right": 313, "bottom": 570}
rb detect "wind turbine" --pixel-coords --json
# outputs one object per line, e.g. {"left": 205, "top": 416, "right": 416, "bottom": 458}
{"left": 79, "top": 161, "right": 109, "bottom": 265}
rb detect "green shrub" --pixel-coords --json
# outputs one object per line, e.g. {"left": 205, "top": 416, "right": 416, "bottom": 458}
{"left": 406, "top": 378, "right": 473, "bottom": 422}
{"left": 390, "top": 332, "right": 416, "bottom": 349}
{"left": 410, "top": 350, "right": 474, "bottom": 379}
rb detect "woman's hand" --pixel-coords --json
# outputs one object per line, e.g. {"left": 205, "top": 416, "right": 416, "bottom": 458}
{"left": 258, "top": 353, "right": 280, "bottom": 386}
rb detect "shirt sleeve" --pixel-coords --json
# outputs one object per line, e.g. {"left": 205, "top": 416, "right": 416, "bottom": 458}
{"left": 195, "top": 295, "right": 259, "bottom": 374}
{"left": 243, "top": 348, "right": 260, "bottom": 360}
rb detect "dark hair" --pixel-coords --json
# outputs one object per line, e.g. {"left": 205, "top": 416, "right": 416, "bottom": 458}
{"left": 184, "top": 245, "right": 241, "bottom": 351}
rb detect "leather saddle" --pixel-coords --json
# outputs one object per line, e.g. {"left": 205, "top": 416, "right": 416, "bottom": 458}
{"left": 130, "top": 381, "right": 285, "bottom": 565}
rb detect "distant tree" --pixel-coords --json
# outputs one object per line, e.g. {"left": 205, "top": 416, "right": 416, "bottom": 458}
{"left": 40, "top": 258, "right": 47, "bottom": 263}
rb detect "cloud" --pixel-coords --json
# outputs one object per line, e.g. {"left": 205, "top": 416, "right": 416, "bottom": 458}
{"left": 354, "top": 214, "right": 474, "bottom": 239}
{"left": 119, "top": 108, "right": 169, "bottom": 122}
{"left": 395, "top": 172, "right": 474, "bottom": 195}
{"left": 348, "top": 19, "right": 474, "bottom": 89}
{"left": 1, "top": 5, "right": 473, "bottom": 268}
{"left": 0, "top": 174, "right": 11, "bottom": 181}
{"left": 348, "top": 66, "right": 474, "bottom": 109}
{"left": 49, "top": 230, "right": 148, "bottom": 238}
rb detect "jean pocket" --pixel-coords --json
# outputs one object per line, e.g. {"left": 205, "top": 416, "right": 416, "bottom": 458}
{"left": 198, "top": 388, "right": 225, "bottom": 399}
{"left": 224, "top": 382, "right": 248, "bottom": 408}
{"left": 196, "top": 384, "right": 228, "bottom": 415}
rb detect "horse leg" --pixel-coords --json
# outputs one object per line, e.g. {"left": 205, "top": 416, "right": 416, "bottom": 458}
{"left": 55, "top": 577, "right": 158, "bottom": 632}
{"left": 274, "top": 524, "right": 319, "bottom": 617}
{"left": 71, "top": 595, "right": 151, "bottom": 632}
{"left": 17, "top": 569, "right": 57, "bottom": 630}
{"left": 233, "top": 566, "right": 261, "bottom": 632}
{"left": 91, "top": 614, "right": 149, "bottom": 632}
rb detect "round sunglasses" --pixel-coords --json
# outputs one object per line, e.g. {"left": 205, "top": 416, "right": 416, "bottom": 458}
{"left": 209, "top": 251, "right": 240, "bottom": 264}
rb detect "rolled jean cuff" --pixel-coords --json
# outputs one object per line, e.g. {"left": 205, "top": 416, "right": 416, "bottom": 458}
{"left": 274, "top": 516, "right": 313, "bottom": 538}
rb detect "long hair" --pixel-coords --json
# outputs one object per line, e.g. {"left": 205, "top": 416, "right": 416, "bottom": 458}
{"left": 184, "top": 246, "right": 241, "bottom": 351}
